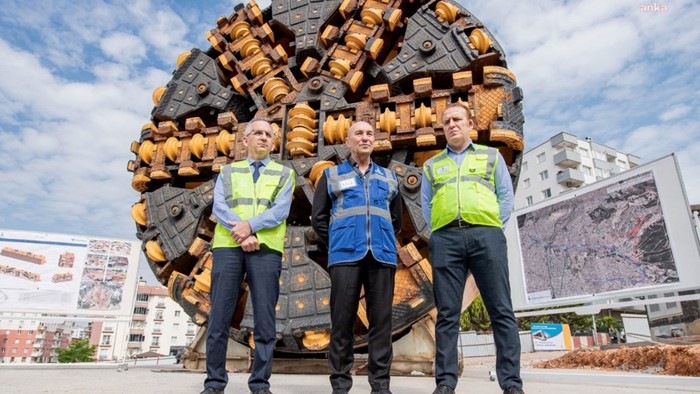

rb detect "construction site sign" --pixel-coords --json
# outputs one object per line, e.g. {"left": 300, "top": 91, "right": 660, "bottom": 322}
{"left": 0, "top": 229, "right": 140, "bottom": 317}
{"left": 507, "top": 154, "right": 700, "bottom": 310}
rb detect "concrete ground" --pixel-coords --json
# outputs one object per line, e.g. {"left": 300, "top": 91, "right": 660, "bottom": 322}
{"left": 2, "top": 352, "right": 699, "bottom": 394}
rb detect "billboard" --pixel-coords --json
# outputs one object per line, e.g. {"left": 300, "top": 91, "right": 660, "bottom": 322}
{"left": 0, "top": 230, "right": 140, "bottom": 317}
{"left": 507, "top": 154, "right": 700, "bottom": 310}
{"left": 531, "top": 323, "right": 572, "bottom": 351}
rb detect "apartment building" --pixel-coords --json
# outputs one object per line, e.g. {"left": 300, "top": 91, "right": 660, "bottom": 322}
{"left": 88, "top": 281, "right": 197, "bottom": 361}
{"left": 1, "top": 281, "right": 196, "bottom": 363}
{"left": 515, "top": 131, "right": 641, "bottom": 210}
{"left": 0, "top": 316, "right": 74, "bottom": 363}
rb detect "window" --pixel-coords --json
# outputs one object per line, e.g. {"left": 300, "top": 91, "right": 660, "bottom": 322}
{"left": 129, "top": 334, "right": 145, "bottom": 342}
{"left": 542, "top": 189, "right": 552, "bottom": 198}
{"left": 25, "top": 340, "right": 31, "bottom": 344}
{"left": 186, "top": 337, "right": 193, "bottom": 346}
{"left": 582, "top": 166, "right": 592, "bottom": 175}
{"left": 539, "top": 170, "right": 548, "bottom": 181}
{"left": 1, "top": 348, "right": 5, "bottom": 353}
{"left": 173, "top": 323, "right": 179, "bottom": 331}
{"left": 2, "top": 339, "right": 6, "bottom": 344}
{"left": 151, "top": 336, "right": 160, "bottom": 346}
{"left": 155, "top": 310, "right": 164, "bottom": 320}
{"left": 187, "top": 324, "right": 195, "bottom": 334}
{"left": 618, "top": 160, "right": 627, "bottom": 168}
{"left": 174, "top": 310, "right": 181, "bottom": 317}
{"left": 522, "top": 161, "right": 528, "bottom": 171}
{"left": 526, "top": 196, "right": 533, "bottom": 206}
{"left": 134, "top": 307, "right": 148, "bottom": 315}
{"left": 153, "top": 323, "right": 162, "bottom": 333}
{"left": 136, "top": 294, "right": 149, "bottom": 302}
{"left": 523, "top": 178, "right": 530, "bottom": 189}
{"left": 579, "top": 147, "right": 589, "bottom": 158}
{"left": 14, "top": 339, "right": 19, "bottom": 344}
{"left": 23, "top": 349, "right": 28, "bottom": 354}
{"left": 171, "top": 336, "right": 178, "bottom": 344}
{"left": 101, "top": 335, "right": 111, "bottom": 345}
{"left": 536, "top": 153, "right": 546, "bottom": 163}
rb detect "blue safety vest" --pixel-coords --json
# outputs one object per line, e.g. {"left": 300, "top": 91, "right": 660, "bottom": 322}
{"left": 325, "top": 161, "right": 398, "bottom": 266}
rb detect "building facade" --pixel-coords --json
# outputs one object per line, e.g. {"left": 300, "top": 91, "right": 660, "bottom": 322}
{"left": 0, "top": 316, "right": 74, "bottom": 363}
{"left": 88, "top": 281, "right": 197, "bottom": 361}
{"left": 515, "top": 131, "right": 641, "bottom": 210}
{"left": 1, "top": 281, "right": 196, "bottom": 363}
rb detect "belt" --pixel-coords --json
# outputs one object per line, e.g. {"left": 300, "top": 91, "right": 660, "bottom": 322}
{"left": 445, "top": 219, "right": 479, "bottom": 228}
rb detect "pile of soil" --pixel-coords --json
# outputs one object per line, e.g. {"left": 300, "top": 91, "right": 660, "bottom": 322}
{"left": 535, "top": 345, "right": 700, "bottom": 376}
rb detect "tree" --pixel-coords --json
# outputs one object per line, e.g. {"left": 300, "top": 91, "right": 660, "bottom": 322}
{"left": 459, "top": 295, "right": 492, "bottom": 332}
{"left": 56, "top": 339, "right": 96, "bottom": 363}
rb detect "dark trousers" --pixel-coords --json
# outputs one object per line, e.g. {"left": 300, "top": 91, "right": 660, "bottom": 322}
{"left": 429, "top": 226, "right": 522, "bottom": 390}
{"left": 328, "top": 256, "right": 395, "bottom": 392}
{"left": 204, "top": 247, "right": 281, "bottom": 392}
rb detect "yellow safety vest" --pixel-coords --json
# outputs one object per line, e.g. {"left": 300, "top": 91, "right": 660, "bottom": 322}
{"left": 423, "top": 144, "right": 501, "bottom": 230}
{"left": 212, "top": 160, "right": 294, "bottom": 253}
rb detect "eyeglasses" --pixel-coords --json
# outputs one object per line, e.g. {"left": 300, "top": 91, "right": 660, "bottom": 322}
{"left": 248, "top": 130, "right": 273, "bottom": 138}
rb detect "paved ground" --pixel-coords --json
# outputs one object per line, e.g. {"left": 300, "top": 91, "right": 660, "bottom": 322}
{"left": 2, "top": 353, "right": 699, "bottom": 393}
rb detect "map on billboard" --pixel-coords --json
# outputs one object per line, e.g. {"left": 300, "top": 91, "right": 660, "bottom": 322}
{"left": 517, "top": 171, "right": 679, "bottom": 304}
{"left": 0, "top": 230, "right": 140, "bottom": 317}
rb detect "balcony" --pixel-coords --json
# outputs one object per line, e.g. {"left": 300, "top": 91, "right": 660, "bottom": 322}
{"left": 550, "top": 132, "right": 578, "bottom": 149}
{"left": 132, "top": 314, "right": 146, "bottom": 322}
{"left": 557, "top": 168, "right": 586, "bottom": 187}
{"left": 135, "top": 300, "right": 148, "bottom": 308}
{"left": 129, "top": 328, "right": 144, "bottom": 336}
{"left": 553, "top": 149, "right": 581, "bottom": 168}
{"left": 628, "top": 155, "right": 641, "bottom": 168}
{"left": 127, "top": 342, "right": 143, "bottom": 349}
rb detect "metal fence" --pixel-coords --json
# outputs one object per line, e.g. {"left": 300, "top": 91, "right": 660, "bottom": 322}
{"left": 457, "top": 331, "right": 534, "bottom": 357}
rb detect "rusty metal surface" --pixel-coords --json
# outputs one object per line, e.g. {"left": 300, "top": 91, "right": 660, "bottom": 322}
{"left": 127, "top": 0, "right": 524, "bottom": 354}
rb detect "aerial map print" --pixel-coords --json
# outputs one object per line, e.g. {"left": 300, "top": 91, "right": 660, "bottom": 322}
{"left": 518, "top": 171, "right": 679, "bottom": 304}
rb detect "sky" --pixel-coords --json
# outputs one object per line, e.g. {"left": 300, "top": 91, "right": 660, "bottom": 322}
{"left": 1, "top": 0, "right": 698, "bottom": 284}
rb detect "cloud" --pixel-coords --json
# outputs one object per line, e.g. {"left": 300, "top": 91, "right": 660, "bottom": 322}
{"left": 100, "top": 32, "right": 147, "bottom": 65}
{"left": 659, "top": 105, "right": 691, "bottom": 121}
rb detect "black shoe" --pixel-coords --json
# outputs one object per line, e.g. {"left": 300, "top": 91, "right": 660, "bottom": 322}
{"left": 200, "top": 388, "right": 224, "bottom": 394}
{"left": 251, "top": 388, "right": 273, "bottom": 394}
{"left": 503, "top": 387, "right": 525, "bottom": 394}
{"left": 371, "top": 390, "right": 392, "bottom": 394}
{"left": 432, "top": 385, "right": 455, "bottom": 394}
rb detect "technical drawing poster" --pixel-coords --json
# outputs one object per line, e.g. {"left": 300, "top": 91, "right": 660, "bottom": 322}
{"left": 517, "top": 171, "right": 679, "bottom": 304}
{"left": 0, "top": 230, "right": 139, "bottom": 317}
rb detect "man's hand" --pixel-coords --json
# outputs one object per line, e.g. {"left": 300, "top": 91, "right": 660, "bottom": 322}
{"left": 240, "top": 235, "right": 260, "bottom": 252}
{"left": 229, "top": 221, "right": 253, "bottom": 243}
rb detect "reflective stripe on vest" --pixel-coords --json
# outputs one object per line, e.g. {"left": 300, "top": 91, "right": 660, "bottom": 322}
{"left": 212, "top": 160, "right": 293, "bottom": 252}
{"left": 326, "top": 161, "right": 398, "bottom": 266}
{"left": 424, "top": 144, "right": 501, "bottom": 230}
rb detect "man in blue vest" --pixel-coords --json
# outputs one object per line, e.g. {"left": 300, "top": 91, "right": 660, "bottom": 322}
{"left": 421, "top": 104, "right": 524, "bottom": 394}
{"left": 202, "top": 119, "right": 295, "bottom": 394}
{"left": 311, "top": 121, "right": 403, "bottom": 394}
